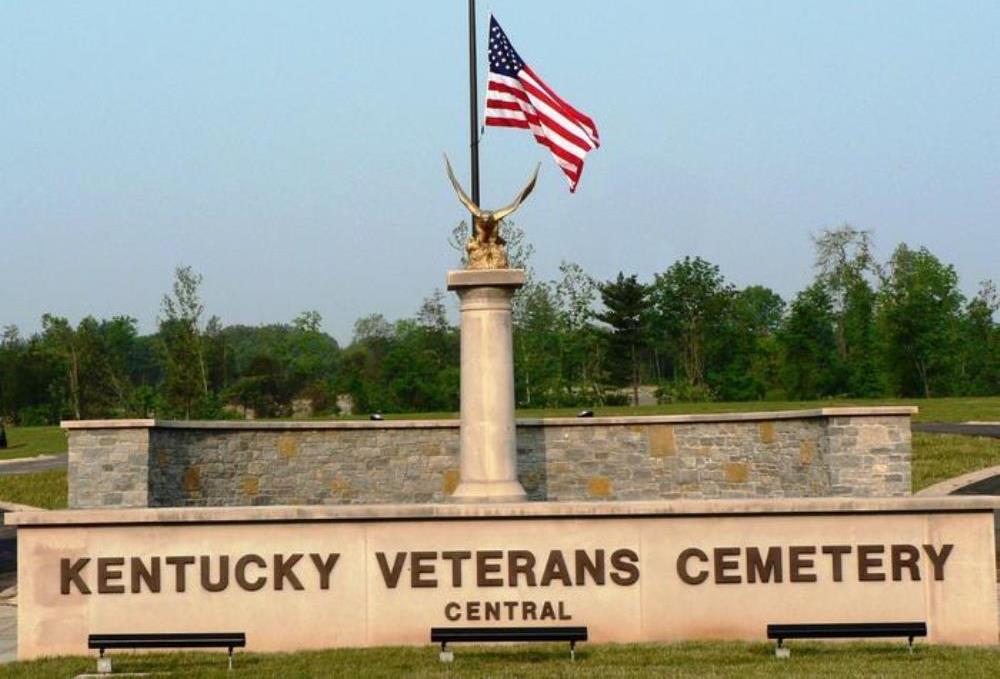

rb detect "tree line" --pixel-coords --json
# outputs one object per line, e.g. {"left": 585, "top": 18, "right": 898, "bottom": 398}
{"left": 0, "top": 226, "right": 996, "bottom": 423}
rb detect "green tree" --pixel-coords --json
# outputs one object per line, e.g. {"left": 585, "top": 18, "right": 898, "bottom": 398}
{"left": 514, "top": 280, "right": 563, "bottom": 406}
{"left": 554, "top": 262, "right": 607, "bottom": 403}
{"left": 596, "top": 273, "right": 649, "bottom": 406}
{"left": 712, "top": 286, "right": 785, "bottom": 400}
{"left": 159, "top": 266, "right": 210, "bottom": 418}
{"left": 878, "top": 245, "right": 964, "bottom": 397}
{"left": 649, "top": 257, "right": 733, "bottom": 389}
{"left": 779, "top": 283, "right": 839, "bottom": 399}
{"left": 812, "top": 225, "right": 883, "bottom": 396}
{"left": 957, "top": 280, "right": 999, "bottom": 395}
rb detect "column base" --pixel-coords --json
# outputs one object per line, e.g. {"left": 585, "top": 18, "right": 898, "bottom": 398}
{"left": 449, "top": 480, "right": 528, "bottom": 503}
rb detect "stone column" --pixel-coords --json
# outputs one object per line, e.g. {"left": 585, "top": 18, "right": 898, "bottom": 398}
{"left": 447, "top": 269, "right": 527, "bottom": 502}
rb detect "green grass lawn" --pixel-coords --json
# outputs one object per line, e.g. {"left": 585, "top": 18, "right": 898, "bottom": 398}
{"left": 0, "top": 469, "right": 67, "bottom": 509}
{"left": 2, "top": 642, "right": 998, "bottom": 678}
{"left": 0, "top": 426, "right": 66, "bottom": 461}
{"left": 912, "top": 432, "right": 1000, "bottom": 492}
{"left": 365, "top": 395, "right": 1000, "bottom": 424}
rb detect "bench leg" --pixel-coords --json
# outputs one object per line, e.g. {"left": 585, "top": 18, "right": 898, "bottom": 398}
{"left": 570, "top": 641, "right": 576, "bottom": 662}
{"left": 96, "top": 654, "right": 113, "bottom": 675}
{"left": 774, "top": 639, "right": 790, "bottom": 659}
{"left": 908, "top": 636, "right": 914, "bottom": 654}
{"left": 439, "top": 641, "right": 454, "bottom": 663}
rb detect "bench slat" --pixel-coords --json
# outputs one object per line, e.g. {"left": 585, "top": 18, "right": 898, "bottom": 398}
{"left": 431, "top": 626, "right": 588, "bottom": 643}
{"left": 767, "top": 622, "right": 927, "bottom": 640}
{"left": 88, "top": 633, "right": 246, "bottom": 650}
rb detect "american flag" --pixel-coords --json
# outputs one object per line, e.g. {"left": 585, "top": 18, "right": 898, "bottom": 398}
{"left": 485, "top": 16, "right": 600, "bottom": 193}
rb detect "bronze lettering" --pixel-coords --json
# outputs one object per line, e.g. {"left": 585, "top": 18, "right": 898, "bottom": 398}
{"left": 477, "top": 551, "right": 504, "bottom": 587}
{"left": 376, "top": 552, "right": 407, "bottom": 589}
{"left": 713, "top": 547, "right": 741, "bottom": 584}
{"left": 309, "top": 553, "right": 340, "bottom": 590}
{"left": 61, "top": 557, "right": 90, "bottom": 595}
{"left": 821, "top": 545, "right": 851, "bottom": 582}
{"left": 507, "top": 550, "right": 537, "bottom": 587}
{"left": 504, "top": 601, "right": 518, "bottom": 618}
{"left": 574, "top": 549, "right": 605, "bottom": 585}
{"left": 445, "top": 602, "right": 461, "bottom": 621}
{"left": 857, "top": 545, "right": 886, "bottom": 581}
{"left": 467, "top": 601, "right": 481, "bottom": 621}
{"left": 441, "top": 551, "right": 471, "bottom": 587}
{"left": 609, "top": 549, "right": 639, "bottom": 585}
{"left": 540, "top": 551, "right": 573, "bottom": 587}
{"left": 130, "top": 557, "right": 160, "bottom": 593}
{"left": 97, "top": 557, "right": 125, "bottom": 594}
{"left": 677, "top": 548, "right": 709, "bottom": 585}
{"left": 165, "top": 556, "right": 195, "bottom": 592}
{"left": 789, "top": 546, "right": 817, "bottom": 583}
{"left": 746, "top": 547, "right": 783, "bottom": 583}
{"left": 235, "top": 554, "right": 267, "bottom": 591}
{"left": 522, "top": 601, "right": 538, "bottom": 621}
{"left": 275, "top": 553, "right": 304, "bottom": 591}
{"left": 199, "top": 555, "right": 229, "bottom": 592}
{"left": 891, "top": 545, "right": 921, "bottom": 582}
{"left": 485, "top": 601, "right": 501, "bottom": 620}
{"left": 923, "top": 544, "right": 953, "bottom": 581}
{"left": 558, "top": 601, "right": 571, "bottom": 620}
{"left": 541, "top": 601, "right": 556, "bottom": 620}
{"left": 410, "top": 551, "right": 437, "bottom": 588}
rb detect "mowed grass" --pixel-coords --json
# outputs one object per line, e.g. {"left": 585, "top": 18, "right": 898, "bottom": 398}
{"left": 0, "top": 426, "right": 66, "bottom": 461}
{"left": 3, "top": 641, "right": 1000, "bottom": 679}
{"left": 912, "top": 433, "right": 1000, "bottom": 491}
{"left": 361, "top": 395, "right": 1000, "bottom": 424}
{"left": 0, "top": 469, "right": 67, "bottom": 509}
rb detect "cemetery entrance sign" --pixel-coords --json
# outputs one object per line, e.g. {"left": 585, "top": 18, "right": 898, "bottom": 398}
{"left": 11, "top": 496, "right": 999, "bottom": 658}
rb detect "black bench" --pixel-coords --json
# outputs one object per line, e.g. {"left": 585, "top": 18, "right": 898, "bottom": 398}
{"left": 88, "top": 632, "right": 247, "bottom": 670}
{"left": 431, "top": 626, "right": 588, "bottom": 661}
{"left": 767, "top": 622, "right": 927, "bottom": 655}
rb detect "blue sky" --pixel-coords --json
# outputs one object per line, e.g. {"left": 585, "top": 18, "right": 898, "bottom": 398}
{"left": 2, "top": 1, "right": 997, "bottom": 343}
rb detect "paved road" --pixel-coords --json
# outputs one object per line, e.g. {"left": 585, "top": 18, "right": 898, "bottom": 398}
{"left": 913, "top": 423, "right": 1000, "bottom": 438}
{"left": 0, "top": 454, "right": 67, "bottom": 475}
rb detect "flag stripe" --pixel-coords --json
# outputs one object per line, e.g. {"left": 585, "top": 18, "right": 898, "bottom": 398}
{"left": 487, "top": 74, "right": 594, "bottom": 155}
{"left": 522, "top": 66, "right": 599, "bottom": 144}
{"left": 485, "top": 16, "right": 598, "bottom": 192}
{"left": 519, "top": 71, "right": 598, "bottom": 148}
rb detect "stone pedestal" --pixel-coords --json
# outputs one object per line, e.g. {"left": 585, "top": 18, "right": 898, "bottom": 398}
{"left": 447, "top": 269, "right": 527, "bottom": 502}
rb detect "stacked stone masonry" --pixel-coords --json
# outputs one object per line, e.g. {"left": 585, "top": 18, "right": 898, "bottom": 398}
{"left": 64, "top": 408, "right": 915, "bottom": 509}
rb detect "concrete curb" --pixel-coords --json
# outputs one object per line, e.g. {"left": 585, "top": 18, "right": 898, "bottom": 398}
{"left": 0, "top": 455, "right": 55, "bottom": 467}
{"left": 915, "top": 465, "right": 1000, "bottom": 497}
{"left": 0, "top": 501, "right": 47, "bottom": 514}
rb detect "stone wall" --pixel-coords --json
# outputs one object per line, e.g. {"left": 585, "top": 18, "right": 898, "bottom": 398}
{"left": 64, "top": 407, "right": 915, "bottom": 509}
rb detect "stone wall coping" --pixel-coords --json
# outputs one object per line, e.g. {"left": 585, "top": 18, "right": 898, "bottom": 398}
{"left": 60, "top": 406, "right": 917, "bottom": 432}
{"left": 8, "top": 494, "right": 992, "bottom": 527}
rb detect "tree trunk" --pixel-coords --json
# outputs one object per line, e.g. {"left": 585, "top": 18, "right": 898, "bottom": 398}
{"left": 69, "top": 345, "right": 81, "bottom": 420}
{"left": 630, "top": 343, "right": 639, "bottom": 406}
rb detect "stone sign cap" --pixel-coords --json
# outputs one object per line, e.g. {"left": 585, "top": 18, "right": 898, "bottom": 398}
{"left": 447, "top": 269, "right": 525, "bottom": 290}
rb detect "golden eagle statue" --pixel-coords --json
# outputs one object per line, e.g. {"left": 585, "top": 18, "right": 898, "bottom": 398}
{"left": 445, "top": 154, "right": 540, "bottom": 270}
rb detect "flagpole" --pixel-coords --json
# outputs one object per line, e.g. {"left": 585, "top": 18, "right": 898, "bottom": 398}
{"left": 468, "top": 0, "right": 480, "bottom": 210}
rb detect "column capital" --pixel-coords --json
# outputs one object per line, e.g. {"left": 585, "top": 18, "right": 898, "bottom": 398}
{"left": 446, "top": 268, "right": 525, "bottom": 291}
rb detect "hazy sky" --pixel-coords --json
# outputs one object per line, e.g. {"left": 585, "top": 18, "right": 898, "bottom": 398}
{"left": 3, "top": 1, "right": 998, "bottom": 344}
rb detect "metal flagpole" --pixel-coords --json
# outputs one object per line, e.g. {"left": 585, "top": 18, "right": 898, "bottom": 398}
{"left": 468, "top": 0, "right": 481, "bottom": 211}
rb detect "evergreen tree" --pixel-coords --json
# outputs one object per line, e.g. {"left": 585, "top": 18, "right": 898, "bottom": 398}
{"left": 596, "top": 273, "right": 649, "bottom": 406}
